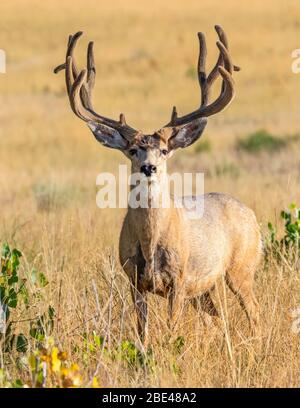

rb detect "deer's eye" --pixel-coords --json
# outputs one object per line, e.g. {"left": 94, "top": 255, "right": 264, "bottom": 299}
{"left": 129, "top": 148, "right": 137, "bottom": 156}
{"left": 161, "top": 149, "right": 168, "bottom": 156}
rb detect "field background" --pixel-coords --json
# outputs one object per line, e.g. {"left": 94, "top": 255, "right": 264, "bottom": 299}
{"left": 0, "top": 0, "right": 300, "bottom": 387}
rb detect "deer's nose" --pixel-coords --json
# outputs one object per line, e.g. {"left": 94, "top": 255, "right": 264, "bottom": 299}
{"left": 140, "top": 164, "right": 157, "bottom": 177}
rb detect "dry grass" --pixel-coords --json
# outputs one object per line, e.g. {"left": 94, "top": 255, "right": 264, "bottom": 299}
{"left": 0, "top": 0, "right": 300, "bottom": 387}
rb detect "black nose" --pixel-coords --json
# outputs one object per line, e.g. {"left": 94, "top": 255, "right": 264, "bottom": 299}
{"left": 140, "top": 164, "right": 157, "bottom": 177}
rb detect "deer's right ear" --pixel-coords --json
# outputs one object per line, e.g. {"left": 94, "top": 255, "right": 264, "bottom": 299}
{"left": 87, "top": 122, "right": 128, "bottom": 150}
{"left": 168, "top": 118, "right": 208, "bottom": 150}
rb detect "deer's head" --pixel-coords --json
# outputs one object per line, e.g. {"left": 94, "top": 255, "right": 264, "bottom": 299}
{"left": 54, "top": 27, "right": 239, "bottom": 179}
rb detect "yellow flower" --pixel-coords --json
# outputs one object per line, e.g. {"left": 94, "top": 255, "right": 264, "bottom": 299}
{"left": 92, "top": 377, "right": 100, "bottom": 388}
{"left": 70, "top": 363, "right": 79, "bottom": 372}
{"left": 51, "top": 347, "right": 61, "bottom": 373}
{"left": 60, "top": 367, "right": 69, "bottom": 377}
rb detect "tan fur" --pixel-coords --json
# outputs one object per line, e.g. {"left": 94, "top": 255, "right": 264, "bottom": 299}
{"left": 119, "top": 138, "right": 262, "bottom": 345}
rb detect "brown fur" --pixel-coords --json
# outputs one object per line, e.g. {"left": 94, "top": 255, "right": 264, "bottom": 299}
{"left": 119, "top": 136, "right": 262, "bottom": 345}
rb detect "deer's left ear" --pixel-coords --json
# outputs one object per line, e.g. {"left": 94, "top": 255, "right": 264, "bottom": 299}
{"left": 168, "top": 118, "right": 208, "bottom": 150}
{"left": 87, "top": 122, "right": 128, "bottom": 150}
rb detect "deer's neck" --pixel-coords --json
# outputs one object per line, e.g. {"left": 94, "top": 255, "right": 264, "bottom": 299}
{"left": 128, "top": 172, "right": 172, "bottom": 247}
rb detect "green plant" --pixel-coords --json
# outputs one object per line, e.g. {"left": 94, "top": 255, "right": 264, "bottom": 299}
{"left": 0, "top": 243, "right": 54, "bottom": 354}
{"left": 237, "top": 129, "right": 286, "bottom": 153}
{"left": 267, "top": 203, "right": 300, "bottom": 255}
{"left": 215, "top": 161, "right": 240, "bottom": 179}
{"left": 194, "top": 140, "right": 211, "bottom": 154}
{"left": 185, "top": 65, "right": 197, "bottom": 79}
{"left": 0, "top": 243, "right": 28, "bottom": 352}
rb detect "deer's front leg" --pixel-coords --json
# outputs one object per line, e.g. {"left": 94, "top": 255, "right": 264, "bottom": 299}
{"left": 130, "top": 285, "right": 148, "bottom": 347}
{"left": 139, "top": 241, "right": 155, "bottom": 281}
{"left": 167, "top": 283, "right": 185, "bottom": 333}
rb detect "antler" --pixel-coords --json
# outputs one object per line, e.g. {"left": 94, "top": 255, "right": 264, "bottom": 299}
{"left": 166, "top": 25, "right": 240, "bottom": 128}
{"left": 54, "top": 32, "right": 138, "bottom": 141}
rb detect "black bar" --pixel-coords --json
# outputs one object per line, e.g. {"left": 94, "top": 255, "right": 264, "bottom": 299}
{"left": 0, "top": 388, "right": 299, "bottom": 406}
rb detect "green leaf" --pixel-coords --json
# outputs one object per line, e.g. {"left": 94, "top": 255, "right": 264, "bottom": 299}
{"left": 7, "top": 289, "right": 18, "bottom": 308}
{"left": 38, "top": 272, "right": 48, "bottom": 287}
{"left": 173, "top": 336, "right": 185, "bottom": 354}
{"left": 1, "top": 243, "right": 10, "bottom": 259}
{"left": 16, "top": 334, "right": 28, "bottom": 353}
{"left": 8, "top": 274, "right": 18, "bottom": 285}
{"left": 12, "top": 379, "right": 24, "bottom": 388}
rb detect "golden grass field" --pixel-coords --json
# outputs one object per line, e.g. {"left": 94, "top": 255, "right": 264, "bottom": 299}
{"left": 0, "top": 0, "right": 300, "bottom": 387}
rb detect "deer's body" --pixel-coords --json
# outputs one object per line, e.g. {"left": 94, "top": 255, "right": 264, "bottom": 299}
{"left": 120, "top": 192, "right": 261, "bottom": 299}
{"left": 119, "top": 187, "right": 261, "bottom": 342}
{"left": 55, "top": 25, "right": 261, "bottom": 345}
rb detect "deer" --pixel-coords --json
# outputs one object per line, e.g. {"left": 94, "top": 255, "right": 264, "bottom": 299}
{"left": 54, "top": 26, "right": 262, "bottom": 346}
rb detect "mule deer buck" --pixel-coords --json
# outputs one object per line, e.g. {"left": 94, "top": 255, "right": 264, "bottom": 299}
{"left": 54, "top": 26, "right": 262, "bottom": 345}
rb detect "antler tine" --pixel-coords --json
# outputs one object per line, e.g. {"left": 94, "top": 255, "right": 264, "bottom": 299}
{"left": 54, "top": 32, "right": 94, "bottom": 110}
{"left": 54, "top": 32, "right": 138, "bottom": 141}
{"left": 54, "top": 31, "right": 83, "bottom": 77}
{"left": 197, "top": 32, "right": 208, "bottom": 106}
{"left": 68, "top": 63, "right": 90, "bottom": 121}
{"left": 79, "top": 41, "right": 96, "bottom": 111}
{"left": 87, "top": 42, "right": 96, "bottom": 90}
{"left": 216, "top": 41, "right": 233, "bottom": 74}
{"left": 165, "top": 26, "right": 238, "bottom": 128}
{"left": 207, "top": 25, "right": 240, "bottom": 89}
{"left": 170, "top": 106, "right": 178, "bottom": 125}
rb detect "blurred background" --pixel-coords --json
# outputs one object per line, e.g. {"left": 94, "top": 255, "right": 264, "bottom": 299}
{"left": 0, "top": 0, "right": 300, "bottom": 387}
{"left": 1, "top": 0, "right": 300, "bottom": 243}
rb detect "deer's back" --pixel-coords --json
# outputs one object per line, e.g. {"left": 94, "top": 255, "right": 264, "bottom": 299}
{"left": 182, "top": 192, "right": 262, "bottom": 296}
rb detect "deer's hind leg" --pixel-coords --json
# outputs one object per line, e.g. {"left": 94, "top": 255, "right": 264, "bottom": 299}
{"left": 130, "top": 285, "right": 148, "bottom": 347}
{"left": 168, "top": 284, "right": 185, "bottom": 333}
{"left": 225, "top": 268, "right": 260, "bottom": 337}
{"left": 191, "top": 291, "right": 220, "bottom": 327}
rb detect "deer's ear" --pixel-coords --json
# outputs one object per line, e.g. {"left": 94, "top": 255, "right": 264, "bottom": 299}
{"left": 168, "top": 118, "right": 207, "bottom": 150}
{"left": 87, "top": 122, "right": 128, "bottom": 150}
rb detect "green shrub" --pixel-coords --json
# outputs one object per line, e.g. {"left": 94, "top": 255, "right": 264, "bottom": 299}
{"left": 194, "top": 140, "right": 211, "bottom": 154}
{"left": 215, "top": 161, "right": 240, "bottom": 179}
{"left": 237, "top": 129, "right": 286, "bottom": 153}
{"left": 185, "top": 65, "right": 197, "bottom": 79}
{"left": 267, "top": 203, "right": 300, "bottom": 257}
{"left": 0, "top": 242, "right": 54, "bottom": 354}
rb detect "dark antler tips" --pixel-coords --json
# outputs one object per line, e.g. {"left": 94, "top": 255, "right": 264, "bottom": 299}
{"left": 53, "top": 63, "right": 65, "bottom": 74}
{"left": 119, "top": 113, "right": 126, "bottom": 125}
{"left": 74, "top": 31, "right": 83, "bottom": 38}
{"left": 171, "top": 106, "right": 178, "bottom": 124}
{"left": 198, "top": 32, "right": 206, "bottom": 44}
